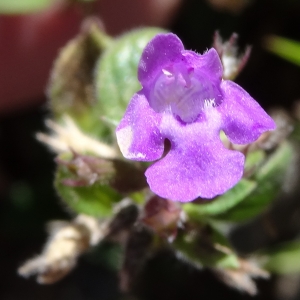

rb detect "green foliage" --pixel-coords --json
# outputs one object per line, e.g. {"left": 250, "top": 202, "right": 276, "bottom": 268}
{"left": 263, "top": 240, "right": 300, "bottom": 274}
{"left": 48, "top": 24, "right": 111, "bottom": 139}
{"left": 183, "top": 179, "right": 257, "bottom": 220}
{"left": 55, "top": 163, "right": 122, "bottom": 217}
{"left": 95, "top": 27, "right": 166, "bottom": 123}
{"left": 265, "top": 35, "right": 300, "bottom": 67}
{"left": 244, "top": 150, "right": 266, "bottom": 171}
{"left": 183, "top": 142, "right": 293, "bottom": 223}
{"left": 0, "top": 0, "right": 52, "bottom": 14}
{"left": 49, "top": 26, "right": 165, "bottom": 141}
{"left": 174, "top": 226, "right": 240, "bottom": 269}
{"left": 219, "top": 141, "right": 294, "bottom": 221}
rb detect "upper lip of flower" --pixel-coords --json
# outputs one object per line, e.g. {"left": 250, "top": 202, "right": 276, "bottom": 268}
{"left": 149, "top": 60, "right": 223, "bottom": 123}
{"left": 116, "top": 33, "right": 276, "bottom": 202}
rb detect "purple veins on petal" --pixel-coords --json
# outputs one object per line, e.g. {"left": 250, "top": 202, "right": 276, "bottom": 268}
{"left": 116, "top": 33, "right": 276, "bottom": 202}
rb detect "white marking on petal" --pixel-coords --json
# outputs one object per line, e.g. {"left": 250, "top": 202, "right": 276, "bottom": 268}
{"left": 162, "top": 69, "right": 173, "bottom": 77}
{"left": 204, "top": 98, "right": 216, "bottom": 109}
{"left": 135, "top": 152, "right": 146, "bottom": 159}
{"left": 116, "top": 126, "right": 133, "bottom": 158}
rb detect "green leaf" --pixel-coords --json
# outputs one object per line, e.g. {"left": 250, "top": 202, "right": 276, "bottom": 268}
{"left": 256, "top": 142, "right": 293, "bottom": 181}
{"left": 264, "top": 35, "right": 300, "bottom": 67}
{"left": 244, "top": 150, "right": 266, "bottom": 172}
{"left": 183, "top": 179, "right": 257, "bottom": 220}
{"left": 263, "top": 240, "right": 300, "bottom": 274}
{"left": 0, "top": 0, "right": 52, "bottom": 14}
{"left": 95, "top": 27, "right": 166, "bottom": 123}
{"left": 218, "top": 141, "right": 294, "bottom": 222}
{"left": 174, "top": 226, "right": 240, "bottom": 269}
{"left": 48, "top": 24, "right": 111, "bottom": 139}
{"left": 291, "top": 121, "right": 300, "bottom": 141}
{"left": 55, "top": 164, "right": 122, "bottom": 217}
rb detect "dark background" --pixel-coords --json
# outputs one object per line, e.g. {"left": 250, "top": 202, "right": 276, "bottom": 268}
{"left": 1, "top": 0, "right": 300, "bottom": 299}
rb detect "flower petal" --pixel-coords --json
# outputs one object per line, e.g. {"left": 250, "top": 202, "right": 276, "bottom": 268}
{"left": 138, "top": 33, "right": 184, "bottom": 88}
{"left": 116, "top": 92, "right": 164, "bottom": 161}
{"left": 145, "top": 115, "right": 245, "bottom": 202}
{"left": 183, "top": 48, "right": 223, "bottom": 81}
{"left": 219, "top": 80, "right": 276, "bottom": 144}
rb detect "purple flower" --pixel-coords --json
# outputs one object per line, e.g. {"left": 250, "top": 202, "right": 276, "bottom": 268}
{"left": 116, "top": 33, "right": 275, "bottom": 202}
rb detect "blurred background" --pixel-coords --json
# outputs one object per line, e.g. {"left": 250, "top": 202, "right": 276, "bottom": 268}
{"left": 1, "top": 0, "right": 300, "bottom": 299}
